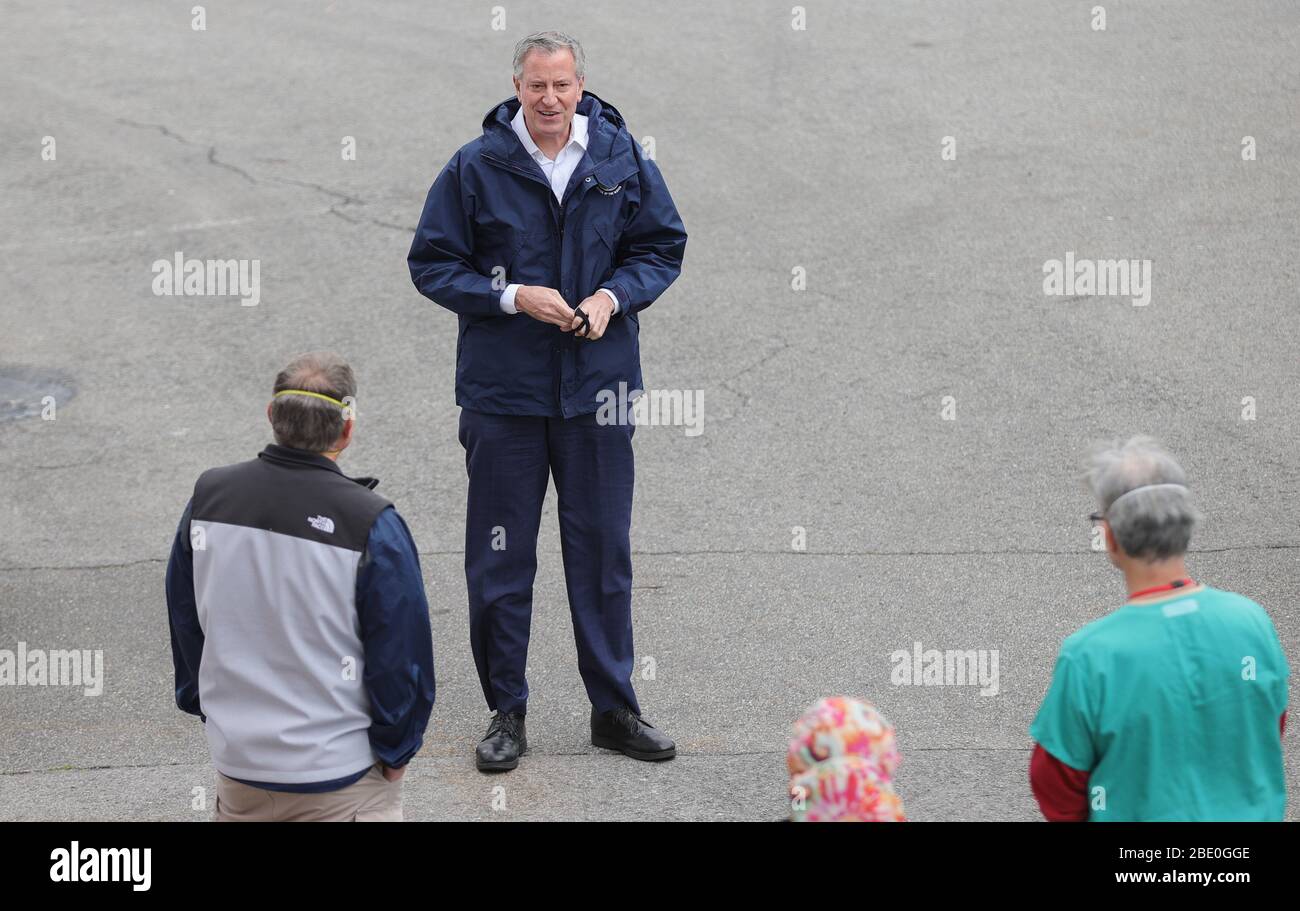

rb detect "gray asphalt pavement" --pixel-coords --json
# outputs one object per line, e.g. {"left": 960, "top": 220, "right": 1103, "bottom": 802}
{"left": 1, "top": 0, "right": 1297, "bottom": 821}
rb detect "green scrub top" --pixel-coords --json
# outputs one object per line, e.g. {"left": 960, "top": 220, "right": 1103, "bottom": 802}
{"left": 1031, "top": 585, "right": 1289, "bottom": 821}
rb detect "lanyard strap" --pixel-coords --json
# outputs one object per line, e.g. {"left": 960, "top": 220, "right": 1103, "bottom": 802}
{"left": 1129, "top": 577, "right": 1195, "bottom": 600}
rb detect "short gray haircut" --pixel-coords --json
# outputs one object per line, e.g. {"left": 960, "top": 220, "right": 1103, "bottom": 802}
{"left": 270, "top": 352, "right": 356, "bottom": 452}
{"left": 1085, "top": 435, "right": 1201, "bottom": 560}
{"left": 513, "top": 30, "right": 586, "bottom": 80}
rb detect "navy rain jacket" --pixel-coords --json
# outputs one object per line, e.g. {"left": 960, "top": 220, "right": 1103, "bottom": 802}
{"left": 408, "top": 91, "right": 687, "bottom": 418}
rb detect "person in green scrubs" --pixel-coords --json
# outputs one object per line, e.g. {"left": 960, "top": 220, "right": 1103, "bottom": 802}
{"left": 1030, "top": 436, "right": 1290, "bottom": 821}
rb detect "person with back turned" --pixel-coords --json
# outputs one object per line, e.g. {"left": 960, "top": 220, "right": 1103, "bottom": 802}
{"left": 165, "top": 352, "right": 435, "bottom": 821}
{"left": 1030, "top": 436, "right": 1289, "bottom": 821}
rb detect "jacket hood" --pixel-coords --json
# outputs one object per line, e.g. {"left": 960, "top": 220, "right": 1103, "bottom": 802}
{"left": 482, "top": 89, "right": 625, "bottom": 132}
{"left": 481, "top": 90, "right": 628, "bottom": 165}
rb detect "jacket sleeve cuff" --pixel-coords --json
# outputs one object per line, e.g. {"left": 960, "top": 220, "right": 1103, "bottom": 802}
{"left": 597, "top": 287, "right": 620, "bottom": 314}
{"left": 500, "top": 283, "right": 521, "bottom": 315}
{"left": 604, "top": 282, "right": 630, "bottom": 315}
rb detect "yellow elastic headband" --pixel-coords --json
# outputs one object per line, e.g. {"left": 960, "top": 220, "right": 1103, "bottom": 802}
{"left": 274, "top": 389, "right": 349, "bottom": 408}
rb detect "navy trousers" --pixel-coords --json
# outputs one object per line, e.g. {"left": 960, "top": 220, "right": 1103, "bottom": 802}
{"left": 458, "top": 408, "right": 641, "bottom": 717}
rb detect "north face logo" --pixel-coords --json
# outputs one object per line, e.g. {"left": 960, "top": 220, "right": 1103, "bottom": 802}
{"left": 595, "top": 181, "right": 623, "bottom": 196}
{"left": 307, "top": 515, "right": 335, "bottom": 534}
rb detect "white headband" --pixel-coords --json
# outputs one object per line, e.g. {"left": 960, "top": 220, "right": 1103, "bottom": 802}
{"left": 1107, "top": 482, "right": 1189, "bottom": 511}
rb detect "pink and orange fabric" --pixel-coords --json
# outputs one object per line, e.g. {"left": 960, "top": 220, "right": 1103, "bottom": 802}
{"left": 787, "top": 696, "right": 906, "bottom": 822}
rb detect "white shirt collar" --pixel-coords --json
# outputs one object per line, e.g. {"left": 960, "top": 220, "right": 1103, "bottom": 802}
{"left": 511, "top": 104, "right": 588, "bottom": 161}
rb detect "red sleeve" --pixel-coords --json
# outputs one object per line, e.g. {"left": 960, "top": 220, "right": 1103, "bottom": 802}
{"left": 1282, "top": 711, "right": 1287, "bottom": 737}
{"left": 1030, "top": 743, "right": 1090, "bottom": 822}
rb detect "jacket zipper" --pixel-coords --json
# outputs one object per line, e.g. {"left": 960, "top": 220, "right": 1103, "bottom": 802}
{"left": 484, "top": 150, "right": 598, "bottom": 307}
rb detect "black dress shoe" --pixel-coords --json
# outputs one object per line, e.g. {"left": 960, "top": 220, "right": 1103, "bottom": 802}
{"left": 476, "top": 711, "right": 526, "bottom": 771}
{"left": 591, "top": 706, "right": 676, "bottom": 761}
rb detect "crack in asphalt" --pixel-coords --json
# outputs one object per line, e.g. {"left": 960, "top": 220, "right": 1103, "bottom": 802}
{"left": 116, "top": 117, "right": 412, "bottom": 232}
{"left": 205, "top": 145, "right": 258, "bottom": 184}
{"left": 4, "top": 542, "right": 1299, "bottom": 573}
{"left": 0, "top": 745, "right": 1037, "bottom": 776}
{"left": 326, "top": 202, "right": 416, "bottom": 234}
{"left": 715, "top": 337, "right": 794, "bottom": 421}
{"left": 115, "top": 118, "right": 194, "bottom": 145}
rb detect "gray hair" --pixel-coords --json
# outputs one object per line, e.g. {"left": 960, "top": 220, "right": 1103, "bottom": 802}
{"left": 270, "top": 352, "right": 356, "bottom": 452}
{"left": 1085, "top": 435, "right": 1201, "bottom": 560}
{"left": 513, "top": 30, "right": 586, "bottom": 80}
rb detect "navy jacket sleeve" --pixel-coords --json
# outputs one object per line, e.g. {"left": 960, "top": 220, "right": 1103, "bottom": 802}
{"left": 165, "top": 499, "right": 205, "bottom": 720}
{"left": 602, "top": 145, "right": 687, "bottom": 317}
{"left": 408, "top": 150, "right": 503, "bottom": 318}
{"left": 355, "top": 506, "right": 436, "bottom": 768}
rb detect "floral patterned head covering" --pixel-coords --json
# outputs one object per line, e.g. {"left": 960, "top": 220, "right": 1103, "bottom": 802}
{"left": 787, "top": 696, "right": 905, "bottom": 822}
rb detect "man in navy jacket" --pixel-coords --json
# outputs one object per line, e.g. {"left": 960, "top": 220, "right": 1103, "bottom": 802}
{"left": 408, "top": 30, "right": 686, "bottom": 771}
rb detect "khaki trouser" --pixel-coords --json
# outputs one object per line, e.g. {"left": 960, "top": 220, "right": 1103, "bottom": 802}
{"left": 214, "top": 763, "right": 403, "bottom": 821}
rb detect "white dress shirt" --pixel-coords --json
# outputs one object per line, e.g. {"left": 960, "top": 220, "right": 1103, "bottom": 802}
{"left": 499, "top": 106, "right": 620, "bottom": 316}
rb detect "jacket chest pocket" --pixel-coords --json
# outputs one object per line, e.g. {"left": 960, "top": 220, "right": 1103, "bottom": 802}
{"left": 583, "top": 222, "right": 618, "bottom": 287}
{"left": 580, "top": 189, "right": 627, "bottom": 237}
{"left": 472, "top": 225, "right": 518, "bottom": 286}
{"left": 579, "top": 156, "right": 637, "bottom": 236}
